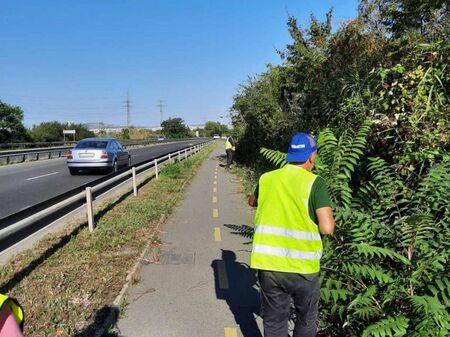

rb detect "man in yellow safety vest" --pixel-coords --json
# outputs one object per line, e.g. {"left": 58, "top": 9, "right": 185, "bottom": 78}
{"left": 225, "top": 136, "right": 236, "bottom": 168}
{"left": 248, "top": 132, "right": 334, "bottom": 337}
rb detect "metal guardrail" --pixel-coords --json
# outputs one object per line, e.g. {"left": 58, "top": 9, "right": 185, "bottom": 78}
{"left": 0, "top": 141, "right": 77, "bottom": 150}
{"left": 0, "top": 140, "right": 213, "bottom": 243}
{"left": 0, "top": 138, "right": 206, "bottom": 165}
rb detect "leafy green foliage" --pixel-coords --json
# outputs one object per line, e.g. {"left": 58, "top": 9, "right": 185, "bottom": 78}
{"left": 259, "top": 125, "right": 450, "bottom": 336}
{"left": 29, "top": 121, "right": 94, "bottom": 142}
{"left": 233, "top": 2, "right": 450, "bottom": 335}
{"left": 203, "top": 121, "right": 229, "bottom": 137}
{"left": 161, "top": 117, "right": 190, "bottom": 138}
{"left": 0, "top": 100, "right": 30, "bottom": 143}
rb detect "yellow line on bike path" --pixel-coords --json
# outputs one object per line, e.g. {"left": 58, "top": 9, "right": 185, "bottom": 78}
{"left": 214, "top": 227, "right": 222, "bottom": 241}
{"left": 213, "top": 208, "right": 219, "bottom": 218}
{"left": 212, "top": 196, "right": 217, "bottom": 203}
{"left": 224, "top": 327, "right": 238, "bottom": 337}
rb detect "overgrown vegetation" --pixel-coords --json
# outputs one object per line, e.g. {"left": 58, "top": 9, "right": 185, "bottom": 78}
{"left": 231, "top": 1, "right": 449, "bottom": 336}
{"left": 161, "top": 117, "right": 191, "bottom": 138}
{"left": 29, "top": 121, "right": 95, "bottom": 142}
{"left": 260, "top": 126, "right": 449, "bottom": 336}
{"left": 0, "top": 101, "right": 31, "bottom": 143}
{"left": 0, "top": 146, "right": 213, "bottom": 336}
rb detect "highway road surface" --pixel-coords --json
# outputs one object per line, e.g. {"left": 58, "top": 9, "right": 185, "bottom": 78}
{"left": 0, "top": 140, "right": 204, "bottom": 219}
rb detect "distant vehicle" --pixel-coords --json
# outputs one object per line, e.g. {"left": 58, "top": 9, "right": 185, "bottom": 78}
{"left": 157, "top": 135, "right": 165, "bottom": 141}
{"left": 67, "top": 138, "right": 131, "bottom": 175}
{"left": 213, "top": 134, "right": 220, "bottom": 139}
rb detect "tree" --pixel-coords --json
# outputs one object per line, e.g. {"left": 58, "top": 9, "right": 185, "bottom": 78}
{"left": 360, "top": 0, "right": 450, "bottom": 38}
{"left": 29, "top": 121, "right": 94, "bottom": 142}
{"left": 0, "top": 101, "right": 30, "bottom": 143}
{"left": 161, "top": 117, "right": 189, "bottom": 138}
{"left": 203, "top": 121, "right": 229, "bottom": 137}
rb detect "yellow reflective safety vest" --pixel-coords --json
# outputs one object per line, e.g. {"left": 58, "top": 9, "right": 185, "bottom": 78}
{"left": 0, "top": 293, "right": 24, "bottom": 330}
{"left": 251, "top": 164, "right": 323, "bottom": 274}
{"left": 225, "top": 138, "right": 233, "bottom": 150}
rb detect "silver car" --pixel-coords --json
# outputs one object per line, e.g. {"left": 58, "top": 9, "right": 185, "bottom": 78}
{"left": 67, "top": 138, "right": 131, "bottom": 175}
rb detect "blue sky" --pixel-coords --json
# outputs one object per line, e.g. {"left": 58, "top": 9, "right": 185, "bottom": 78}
{"left": 0, "top": 0, "right": 358, "bottom": 128}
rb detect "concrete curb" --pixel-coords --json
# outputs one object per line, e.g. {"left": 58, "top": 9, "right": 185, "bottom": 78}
{"left": 93, "top": 214, "right": 166, "bottom": 337}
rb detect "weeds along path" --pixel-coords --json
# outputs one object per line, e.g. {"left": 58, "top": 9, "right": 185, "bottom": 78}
{"left": 0, "top": 144, "right": 215, "bottom": 337}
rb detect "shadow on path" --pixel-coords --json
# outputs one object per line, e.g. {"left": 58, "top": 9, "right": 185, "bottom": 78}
{"left": 211, "top": 250, "right": 262, "bottom": 337}
{"left": 72, "top": 305, "right": 119, "bottom": 337}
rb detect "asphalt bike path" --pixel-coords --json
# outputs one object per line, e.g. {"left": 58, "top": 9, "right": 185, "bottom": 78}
{"left": 117, "top": 145, "right": 263, "bottom": 337}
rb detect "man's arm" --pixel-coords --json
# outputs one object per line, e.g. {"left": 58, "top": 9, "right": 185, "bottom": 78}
{"left": 248, "top": 194, "right": 257, "bottom": 207}
{"left": 316, "top": 207, "right": 334, "bottom": 235}
{"left": 248, "top": 184, "right": 259, "bottom": 207}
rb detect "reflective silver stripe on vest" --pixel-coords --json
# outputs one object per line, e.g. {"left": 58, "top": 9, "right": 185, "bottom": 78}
{"left": 255, "top": 225, "right": 321, "bottom": 241}
{"left": 253, "top": 244, "right": 322, "bottom": 260}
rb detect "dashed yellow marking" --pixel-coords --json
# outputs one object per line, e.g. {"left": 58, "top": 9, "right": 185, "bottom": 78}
{"left": 213, "top": 208, "right": 219, "bottom": 218}
{"left": 224, "top": 327, "right": 237, "bottom": 337}
{"left": 214, "top": 181, "right": 217, "bottom": 185}
{"left": 217, "top": 260, "right": 229, "bottom": 289}
{"left": 214, "top": 175, "right": 217, "bottom": 179}
{"left": 214, "top": 227, "right": 222, "bottom": 241}
{"left": 213, "top": 187, "right": 217, "bottom": 193}
{"left": 212, "top": 196, "right": 218, "bottom": 203}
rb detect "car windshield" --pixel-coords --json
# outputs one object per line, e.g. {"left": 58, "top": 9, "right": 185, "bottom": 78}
{"left": 76, "top": 140, "right": 108, "bottom": 149}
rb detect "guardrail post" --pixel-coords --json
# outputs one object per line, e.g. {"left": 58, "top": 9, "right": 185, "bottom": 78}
{"left": 184, "top": 148, "right": 187, "bottom": 160}
{"left": 86, "top": 187, "right": 95, "bottom": 232}
{"left": 168, "top": 153, "right": 172, "bottom": 164}
{"left": 36, "top": 153, "right": 39, "bottom": 161}
{"left": 154, "top": 159, "right": 159, "bottom": 179}
{"left": 48, "top": 151, "right": 51, "bottom": 159}
{"left": 22, "top": 154, "right": 25, "bottom": 162}
{"left": 132, "top": 167, "right": 138, "bottom": 196}
{"left": 6, "top": 156, "right": 10, "bottom": 165}
{"left": 178, "top": 151, "right": 181, "bottom": 161}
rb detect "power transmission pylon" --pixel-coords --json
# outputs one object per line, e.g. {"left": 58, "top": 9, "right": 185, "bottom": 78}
{"left": 124, "top": 91, "right": 132, "bottom": 127}
{"left": 156, "top": 100, "right": 167, "bottom": 127}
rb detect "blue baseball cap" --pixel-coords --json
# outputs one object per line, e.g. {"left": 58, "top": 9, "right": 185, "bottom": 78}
{"left": 286, "top": 132, "right": 317, "bottom": 163}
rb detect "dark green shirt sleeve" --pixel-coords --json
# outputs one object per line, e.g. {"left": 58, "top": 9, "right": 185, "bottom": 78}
{"left": 308, "top": 176, "right": 332, "bottom": 223}
{"left": 253, "top": 183, "right": 259, "bottom": 207}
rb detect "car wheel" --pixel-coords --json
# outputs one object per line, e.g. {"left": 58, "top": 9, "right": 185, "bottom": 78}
{"left": 69, "top": 168, "right": 78, "bottom": 175}
{"left": 112, "top": 160, "right": 118, "bottom": 173}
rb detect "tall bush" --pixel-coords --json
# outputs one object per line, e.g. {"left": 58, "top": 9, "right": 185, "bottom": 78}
{"left": 260, "top": 125, "right": 450, "bottom": 336}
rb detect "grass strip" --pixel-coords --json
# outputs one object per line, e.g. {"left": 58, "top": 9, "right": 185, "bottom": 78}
{"left": 0, "top": 144, "right": 214, "bottom": 337}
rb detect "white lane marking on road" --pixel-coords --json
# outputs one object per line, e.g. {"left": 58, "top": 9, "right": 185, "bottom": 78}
{"left": 26, "top": 171, "right": 60, "bottom": 181}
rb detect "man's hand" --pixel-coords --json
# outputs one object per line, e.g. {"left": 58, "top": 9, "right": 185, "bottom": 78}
{"left": 316, "top": 207, "right": 334, "bottom": 235}
{"left": 248, "top": 194, "right": 257, "bottom": 207}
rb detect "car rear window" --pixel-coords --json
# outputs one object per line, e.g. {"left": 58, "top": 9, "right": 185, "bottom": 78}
{"left": 76, "top": 141, "right": 108, "bottom": 149}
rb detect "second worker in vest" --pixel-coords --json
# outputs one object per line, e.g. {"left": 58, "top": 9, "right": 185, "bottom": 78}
{"left": 248, "top": 132, "right": 335, "bottom": 337}
{"left": 225, "top": 135, "right": 236, "bottom": 168}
